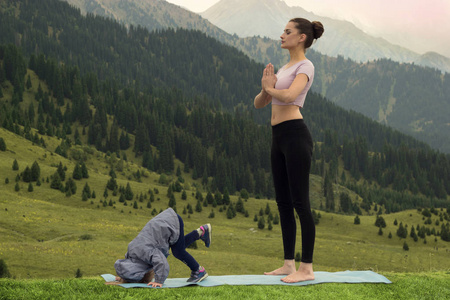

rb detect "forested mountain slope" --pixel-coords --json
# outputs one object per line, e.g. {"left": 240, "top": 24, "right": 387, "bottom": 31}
{"left": 58, "top": 0, "right": 450, "bottom": 153}
{"left": 0, "top": 0, "right": 449, "bottom": 212}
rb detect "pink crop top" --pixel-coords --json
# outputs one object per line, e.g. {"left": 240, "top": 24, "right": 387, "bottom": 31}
{"left": 271, "top": 59, "right": 314, "bottom": 107}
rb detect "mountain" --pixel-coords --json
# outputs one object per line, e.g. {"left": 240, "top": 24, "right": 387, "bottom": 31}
{"left": 201, "top": 0, "right": 450, "bottom": 74}
{"left": 61, "top": 0, "right": 233, "bottom": 41}
{"left": 57, "top": 0, "right": 450, "bottom": 153}
{"left": 1, "top": 0, "right": 449, "bottom": 207}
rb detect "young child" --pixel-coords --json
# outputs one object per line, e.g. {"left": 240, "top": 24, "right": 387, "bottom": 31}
{"left": 110, "top": 208, "right": 211, "bottom": 287}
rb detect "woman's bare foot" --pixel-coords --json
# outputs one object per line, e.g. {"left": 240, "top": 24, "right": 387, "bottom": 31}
{"left": 281, "top": 262, "right": 315, "bottom": 283}
{"left": 264, "top": 260, "right": 296, "bottom": 275}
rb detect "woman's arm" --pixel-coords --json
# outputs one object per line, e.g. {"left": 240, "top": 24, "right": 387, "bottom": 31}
{"left": 254, "top": 89, "right": 272, "bottom": 109}
{"left": 263, "top": 63, "right": 309, "bottom": 104}
{"left": 254, "top": 64, "right": 275, "bottom": 109}
{"left": 265, "top": 73, "right": 309, "bottom": 104}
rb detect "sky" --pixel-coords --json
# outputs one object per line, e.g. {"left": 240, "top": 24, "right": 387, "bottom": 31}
{"left": 165, "top": 0, "right": 450, "bottom": 57}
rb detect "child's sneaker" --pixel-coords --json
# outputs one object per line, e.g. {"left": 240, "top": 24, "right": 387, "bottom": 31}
{"left": 199, "top": 224, "right": 211, "bottom": 248}
{"left": 187, "top": 266, "right": 208, "bottom": 283}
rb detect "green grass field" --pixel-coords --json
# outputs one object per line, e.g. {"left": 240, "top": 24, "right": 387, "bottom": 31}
{"left": 1, "top": 272, "right": 449, "bottom": 300}
{"left": 1, "top": 122, "right": 450, "bottom": 299}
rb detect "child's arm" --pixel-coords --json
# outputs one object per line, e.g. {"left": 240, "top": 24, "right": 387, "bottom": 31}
{"left": 148, "top": 282, "right": 163, "bottom": 287}
{"left": 148, "top": 249, "right": 170, "bottom": 285}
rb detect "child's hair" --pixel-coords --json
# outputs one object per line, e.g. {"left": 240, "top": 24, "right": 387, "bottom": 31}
{"left": 139, "top": 269, "right": 155, "bottom": 283}
{"left": 111, "top": 269, "right": 154, "bottom": 284}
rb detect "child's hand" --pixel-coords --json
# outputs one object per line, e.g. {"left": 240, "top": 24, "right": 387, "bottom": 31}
{"left": 147, "top": 282, "right": 163, "bottom": 288}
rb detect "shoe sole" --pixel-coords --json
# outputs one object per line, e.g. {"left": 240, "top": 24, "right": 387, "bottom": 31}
{"left": 196, "top": 272, "right": 208, "bottom": 283}
{"left": 187, "top": 272, "right": 208, "bottom": 283}
{"left": 205, "top": 223, "right": 212, "bottom": 248}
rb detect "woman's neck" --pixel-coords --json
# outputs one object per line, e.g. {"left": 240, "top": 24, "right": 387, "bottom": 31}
{"left": 288, "top": 47, "right": 306, "bottom": 63}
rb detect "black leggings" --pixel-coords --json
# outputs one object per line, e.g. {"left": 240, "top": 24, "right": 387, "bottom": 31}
{"left": 271, "top": 119, "right": 315, "bottom": 263}
{"left": 171, "top": 215, "right": 200, "bottom": 271}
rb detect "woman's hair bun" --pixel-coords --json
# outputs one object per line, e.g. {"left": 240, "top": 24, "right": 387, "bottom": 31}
{"left": 312, "top": 21, "right": 324, "bottom": 39}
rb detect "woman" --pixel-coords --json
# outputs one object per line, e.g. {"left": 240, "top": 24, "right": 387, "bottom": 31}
{"left": 254, "top": 18, "right": 324, "bottom": 283}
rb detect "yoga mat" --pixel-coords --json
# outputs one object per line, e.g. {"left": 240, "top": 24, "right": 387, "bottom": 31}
{"left": 102, "top": 270, "right": 391, "bottom": 288}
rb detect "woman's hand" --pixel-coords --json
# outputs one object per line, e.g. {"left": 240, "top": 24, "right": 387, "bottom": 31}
{"left": 261, "top": 63, "right": 277, "bottom": 91}
{"left": 147, "top": 282, "right": 163, "bottom": 288}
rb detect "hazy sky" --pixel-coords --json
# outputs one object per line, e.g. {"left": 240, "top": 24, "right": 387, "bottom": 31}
{"left": 165, "top": 0, "right": 450, "bottom": 57}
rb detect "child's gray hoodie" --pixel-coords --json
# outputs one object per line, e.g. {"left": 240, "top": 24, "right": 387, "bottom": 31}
{"left": 114, "top": 208, "right": 180, "bottom": 283}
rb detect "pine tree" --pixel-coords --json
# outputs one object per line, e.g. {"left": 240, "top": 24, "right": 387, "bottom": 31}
{"left": 206, "top": 191, "right": 214, "bottom": 204}
{"left": 354, "top": 215, "right": 361, "bottom": 224}
{"left": 195, "top": 200, "right": 202, "bottom": 212}
{"left": 168, "top": 194, "right": 176, "bottom": 208}
{"left": 81, "top": 162, "right": 89, "bottom": 178}
{"left": 119, "top": 194, "right": 125, "bottom": 203}
{"left": 226, "top": 205, "right": 234, "bottom": 219}
{"left": 22, "top": 166, "right": 32, "bottom": 183}
{"left": 82, "top": 183, "right": 91, "bottom": 198}
{"left": 375, "top": 215, "right": 386, "bottom": 228}
{"left": 107, "top": 177, "right": 117, "bottom": 190}
{"left": 240, "top": 188, "right": 249, "bottom": 200}
{"left": 0, "top": 259, "right": 11, "bottom": 278}
{"left": 12, "top": 159, "right": 19, "bottom": 171}
{"left": 236, "top": 197, "right": 244, "bottom": 213}
{"left": 214, "top": 191, "right": 223, "bottom": 205}
{"left": 57, "top": 162, "right": 66, "bottom": 181}
{"left": 50, "top": 172, "right": 63, "bottom": 190}
{"left": 72, "top": 163, "right": 83, "bottom": 180}
{"left": 397, "top": 222, "right": 407, "bottom": 238}
{"left": 403, "top": 242, "right": 409, "bottom": 251}
{"left": 258, "top": 216, "right": 265, "bottom": 229}
{"left": 0, "top": 138, "right": 6, "bottom": 151}
{"left": 340, "top": 192, "right": 351, "bottom": 213}
{"left": 273, "top": 214, "right": 279, "bottom": 225}
{"left": 31, "top": 161, "right": 40, "bottom": 181}
{"left": 28, "top": 182, "right": 33, "bottom": 192}
{"left": 75, "top": 268, "right": 82, "bottom": 278}
{"left": 223, "top": 188, "right": 230, "bottom": 205}
{"left": 66, "top": 178, "right": 77, "bottom": 195}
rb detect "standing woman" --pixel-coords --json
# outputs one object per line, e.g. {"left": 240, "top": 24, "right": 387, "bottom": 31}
{"left": 254, "top": 18, "right": 324, "bottom": 283}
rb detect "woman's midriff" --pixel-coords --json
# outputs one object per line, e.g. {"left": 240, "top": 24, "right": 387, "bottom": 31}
{"left": 271, "top": 104, "right": 303, "bottom": 126}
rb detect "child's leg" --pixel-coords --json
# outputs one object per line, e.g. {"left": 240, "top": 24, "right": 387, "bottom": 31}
{"left": 171, "top": 215, "right": 200, "bottom": 271}
{"left": 184, "top": 230, "right": 200, "bottom": 248}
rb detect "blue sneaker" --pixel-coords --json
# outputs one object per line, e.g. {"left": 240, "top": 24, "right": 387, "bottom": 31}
{"left": 187, "top": 266, "right": 208, "bottom": 283}
{"left": 199, "top": 224, "right": 211, "bottom": 248}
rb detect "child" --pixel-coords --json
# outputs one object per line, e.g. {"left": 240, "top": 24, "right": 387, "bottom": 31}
{"left": 110, "top": 208, "right": 211, "bottom": 287}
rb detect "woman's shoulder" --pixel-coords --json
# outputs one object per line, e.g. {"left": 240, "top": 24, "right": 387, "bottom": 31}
{"left": 297, "top": 59, "right": 314, "bottom": 68}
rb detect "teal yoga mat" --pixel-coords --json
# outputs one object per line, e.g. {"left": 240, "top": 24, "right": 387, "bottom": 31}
{"left": 101, "top": 270, "right": 391, "bottom": 288}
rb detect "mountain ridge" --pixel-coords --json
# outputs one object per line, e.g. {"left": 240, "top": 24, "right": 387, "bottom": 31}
{"left": 56, "top": 0, "right": 450, "bottom": 153}
{"left": 201, "top": 0, "right": 450, "bottom": 73}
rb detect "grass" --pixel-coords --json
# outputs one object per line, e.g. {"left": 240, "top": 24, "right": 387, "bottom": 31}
{"left": 0, "top": 272, "right": 449, "bottom": 300}
{"left": 0, "top": 126, "right": 450, "bottom": 280}
{"left": 1, "top": 77, "right": 450, "bottom": 299}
